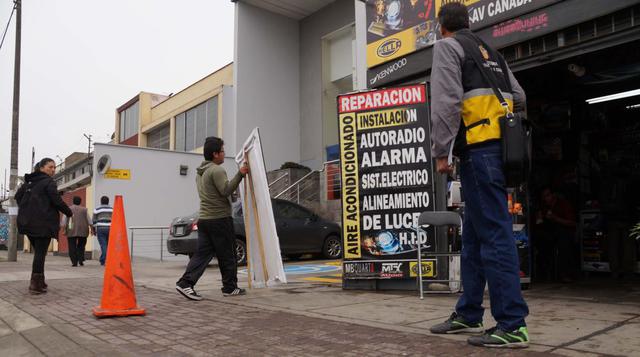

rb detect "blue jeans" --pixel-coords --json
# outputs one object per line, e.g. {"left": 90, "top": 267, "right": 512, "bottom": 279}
{"left": 455, "top": 142, "right": 529, "bottom": 331}
{"left": 96, "top": 226, "right": 110, "bottom": 265}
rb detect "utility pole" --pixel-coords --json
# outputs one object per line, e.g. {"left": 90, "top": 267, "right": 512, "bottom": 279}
{"left": 83, "top": 133, "right": 92, "bottom": 175}
{"left": 7, "top": 0, "right": 22, "bottom": 261}
{"left": 31, "top": 147, "right": 35, "bottom": 170}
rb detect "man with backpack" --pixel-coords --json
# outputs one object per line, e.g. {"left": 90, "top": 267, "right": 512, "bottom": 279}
{"left": 428, "top": 3, "right": 530, "bottom": 348}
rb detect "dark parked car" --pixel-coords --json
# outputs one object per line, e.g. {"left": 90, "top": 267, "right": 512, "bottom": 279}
{"left": 167, "top": 199, "right": 342, "bottom": 265}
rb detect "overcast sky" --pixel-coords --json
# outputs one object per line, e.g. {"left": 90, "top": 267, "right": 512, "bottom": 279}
{"left": 0, "top": 0, "right": 234, "bottom": 188}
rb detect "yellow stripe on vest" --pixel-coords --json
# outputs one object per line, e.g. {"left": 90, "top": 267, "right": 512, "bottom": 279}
{"left": 461, "top": 94, "right": 513, "bottom": 145}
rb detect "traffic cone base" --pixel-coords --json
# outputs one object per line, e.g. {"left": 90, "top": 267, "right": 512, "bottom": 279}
{"left": 92, "top": 306, "right": 145, "bottom": 318}
{"left": 93, "top": 195, "right": 146, "bottom": 318}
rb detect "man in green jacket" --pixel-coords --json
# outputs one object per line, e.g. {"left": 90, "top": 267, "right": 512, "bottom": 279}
{"left": 176, "top": 136, "right": 249, "bottom": 300}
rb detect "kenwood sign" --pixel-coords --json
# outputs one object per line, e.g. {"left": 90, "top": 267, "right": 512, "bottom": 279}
{"left": 369, "top": 58, "right": 408, "bottom": 86}
{"left": 367, "top": 49, "right": 433, "bottom": 88}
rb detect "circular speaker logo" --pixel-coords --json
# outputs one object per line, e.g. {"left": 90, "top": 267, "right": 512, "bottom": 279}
{"left": 377, "top": 38, "right": 402, "bottom": 58}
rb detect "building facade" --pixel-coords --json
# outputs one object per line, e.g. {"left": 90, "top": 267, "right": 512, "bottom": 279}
{"left": 115, "top": 63, "right": 234, "bottom": 156}
{"left": 232, "top": 0, "right": 366, "bottom": 171}
{"left": 232, "top": 0, "right": 640, "bottom": 290}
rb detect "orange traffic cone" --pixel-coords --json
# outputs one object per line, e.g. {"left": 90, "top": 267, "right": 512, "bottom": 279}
{"left": 93, "top": 195, "right": 145, "bottom": 317}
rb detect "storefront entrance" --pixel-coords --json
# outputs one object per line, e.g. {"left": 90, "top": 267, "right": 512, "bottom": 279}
{"left": 516, "top": 39, "right": 640, "bottom": 283}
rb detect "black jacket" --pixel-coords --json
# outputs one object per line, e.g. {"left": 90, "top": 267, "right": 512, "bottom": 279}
{"left": 15, "top": 171, "right": 72, "bottom": 239}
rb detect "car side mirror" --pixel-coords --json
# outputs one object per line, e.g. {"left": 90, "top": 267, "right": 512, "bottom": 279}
{"left": 310, "top": 214, "right": 319, "bottom": 222}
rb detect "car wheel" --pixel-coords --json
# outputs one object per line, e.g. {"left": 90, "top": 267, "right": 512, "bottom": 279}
{"left": 322, "top": 235, "right": 342, "bottom": 259}
{"left": 235, "top": 239, "right": 247, "bottom": 266}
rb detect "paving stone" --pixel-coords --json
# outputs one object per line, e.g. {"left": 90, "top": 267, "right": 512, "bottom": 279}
{"left": 565, "top": 321, "right": 640, "bottom": 356}
{"left": 0, "top": 298, "right": 44, "bottom": 332}
{"left": 21, "top": 325, "right": 93, "bottom": 356}
{"left": 0, "top": 332, "right": 44, "bottom": 356}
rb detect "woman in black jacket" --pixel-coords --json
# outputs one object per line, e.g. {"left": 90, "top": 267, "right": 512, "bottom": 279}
{"left": 15, "top": 158, "right": 73, "bottom": 294}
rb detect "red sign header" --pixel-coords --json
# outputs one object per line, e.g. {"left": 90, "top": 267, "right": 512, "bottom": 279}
{"left": 338, "top": 84, "right": 426, "bottom": 113}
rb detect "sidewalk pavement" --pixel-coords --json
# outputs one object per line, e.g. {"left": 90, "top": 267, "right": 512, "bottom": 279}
{"left": 1, "top": 251, "right": 639, "bottom": 356}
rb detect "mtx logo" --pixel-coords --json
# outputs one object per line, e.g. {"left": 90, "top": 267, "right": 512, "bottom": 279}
{"left": 377, "top": 39, "right": 401, "bottom": 58}
{"left": 380, "top": 262, "right": 404, "bottom": 278}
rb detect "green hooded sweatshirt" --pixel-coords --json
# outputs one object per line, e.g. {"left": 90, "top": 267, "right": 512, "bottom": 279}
{"left": 196, "top": 160, "right": 244, "bottom": 220}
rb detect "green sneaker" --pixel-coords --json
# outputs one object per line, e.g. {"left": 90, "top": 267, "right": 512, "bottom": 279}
{"left": 467, "top": 326, "right": 530, "bottom": 348}
{"left": 430, "top": 312, "right": 484, "bottom": 334}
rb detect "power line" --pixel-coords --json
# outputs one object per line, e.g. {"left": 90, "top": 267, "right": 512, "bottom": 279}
{"left": 0, "top": 2, "right": 16, "bottom": 52}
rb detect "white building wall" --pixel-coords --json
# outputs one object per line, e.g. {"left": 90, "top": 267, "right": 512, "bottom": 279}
{"left": 354, "top": 0, "right": 368, "bottom": 90}
{"left": 299, "top": 0, "right": 355, "bottom": 170}
{"left": 234, "top": 3, "right": 300, "bottom": 171}
{"left": 221, "top": 84, "right": 236, "bottom": 155}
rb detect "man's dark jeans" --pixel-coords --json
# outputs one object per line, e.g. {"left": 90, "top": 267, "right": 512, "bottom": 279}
{"left": 455, "top": 142, "right": 529, "bottom": 332}
{"left": 96, "top": 226, "right": 110, "bottom": 265}
{"left": 67, "top": 236, "right": 87, "bottom": 265}
{"left": 178, "top": 217, "right": 238, "bottom": 293}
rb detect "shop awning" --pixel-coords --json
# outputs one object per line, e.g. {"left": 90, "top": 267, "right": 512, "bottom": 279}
{"left": 232, "top": 0, "right": 336, "bottom": 20}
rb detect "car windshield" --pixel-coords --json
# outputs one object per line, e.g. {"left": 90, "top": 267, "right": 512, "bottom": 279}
{"left": 276, "top": 201, "right": 312, "bottom": 219}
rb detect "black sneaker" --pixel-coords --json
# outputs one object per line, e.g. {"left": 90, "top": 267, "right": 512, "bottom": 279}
{"left": 430, "top": 312, "right": 484, "bottom": 334}
{"left": 222, "top": 288, "right": 246, "bottom": 297}
{"left": 176, "top": 284, "right": 203, "bottom": 301}
{"left": 467, "top": 326, "right": 530, "bottom": 348}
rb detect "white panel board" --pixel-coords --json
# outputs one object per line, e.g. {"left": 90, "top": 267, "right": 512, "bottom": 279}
{"left": 235, "top": 128, "right": 287, "bottom": 288}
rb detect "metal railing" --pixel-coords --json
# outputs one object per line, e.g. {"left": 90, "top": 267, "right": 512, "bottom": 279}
{"left": 274, "top": 160, "right": 341, "bottom": 205}
{"left": 129, "top": 226, "right": 172, "bottom": 262}
{"left": 274, "top": 170, "right": 319, "bottom": 204}
{"left": 323, "top": 160, "right": 341, "bottom": 201}
{"left": 268, "top": 172, "right": 289, "bottom": 197}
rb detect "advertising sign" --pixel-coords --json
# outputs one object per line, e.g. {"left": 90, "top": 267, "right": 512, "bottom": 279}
{"left": 0, "top": 214, "right": 8, "bottom": 247}
{"left": 338, "top": 84, "right": 436, "bottom": 280}
{"left": 366, "top": 0, "right": 438, "bottom": 68}
{"left": 366, "top": 0, "right": 560, "bottom": 69}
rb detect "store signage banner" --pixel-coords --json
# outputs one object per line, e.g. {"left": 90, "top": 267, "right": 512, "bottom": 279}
{"left": 337, "top": 83, "right": 436, "bottom": 280}
{"left": 435, "top": 0, "right": 561, "bottom": 31}
{"left": 479, "top": 0, "right": 640, "bottom": 49}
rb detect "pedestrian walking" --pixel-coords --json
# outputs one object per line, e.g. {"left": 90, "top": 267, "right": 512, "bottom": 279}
{"left": 15, "top": 158, "right": 73, "bottom": 295}
{"left": 61, "top": 196, "right": 92, "bottom": 267}
{"left": 428, "top": 3, "right": 530, "bottom": 348}
{"left": 92, "top": 196, "right": 113, "bottom": 266}
{"left": 176, "top": 136, "right": 249, "bottom": 300}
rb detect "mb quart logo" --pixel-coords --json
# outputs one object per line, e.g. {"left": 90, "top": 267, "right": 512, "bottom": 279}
{"left": 377, "top": 39, "right": 401, "bottom": 58}
{"left": 381, "top": 262, "right": 403, "bottom": 274}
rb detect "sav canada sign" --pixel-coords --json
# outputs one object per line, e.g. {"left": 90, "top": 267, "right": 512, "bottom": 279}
{"left": 338, "top": 84, "right": 436, "bottom": 280}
